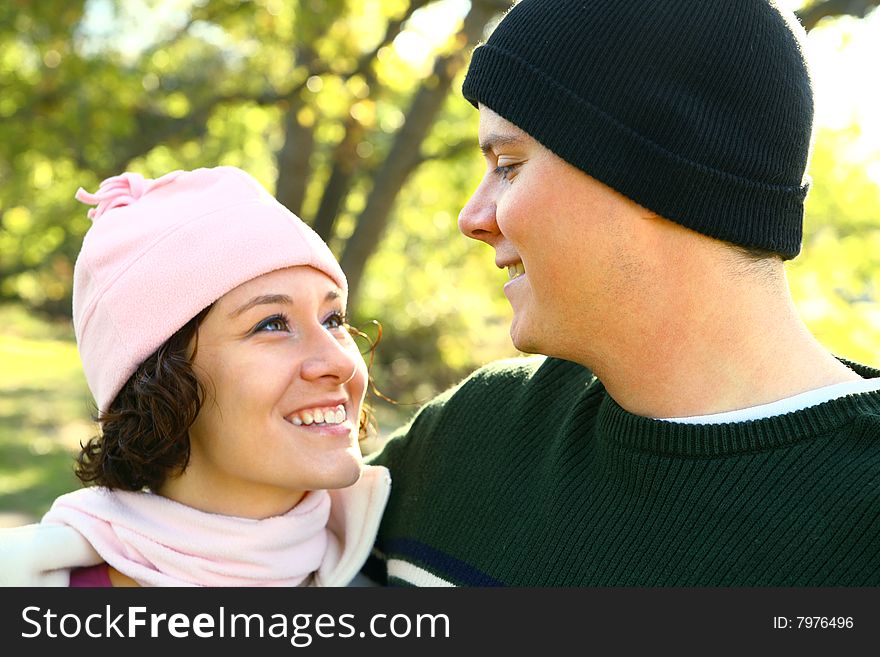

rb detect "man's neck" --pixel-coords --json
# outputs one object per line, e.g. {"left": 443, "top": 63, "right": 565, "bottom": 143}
{"left": 582, "top": 271, "right": 861, "bottom": 419}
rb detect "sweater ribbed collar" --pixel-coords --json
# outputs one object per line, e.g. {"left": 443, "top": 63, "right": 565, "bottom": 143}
{"left": 595, "top": 361, "right": 880, "bottom": 457}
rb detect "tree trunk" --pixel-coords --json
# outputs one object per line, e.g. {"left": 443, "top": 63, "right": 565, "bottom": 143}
{"left": 311, "top": 0, "right": 433, "bottom": 240}
{"left": 275, "top": 94, "right": 315, "bottom": 218}
{"left": 275, "top": 43, "right": 322, "bottom": 217}
{"left": 340, "top": 0, "right": 501, "bottom": 308}
{"left": 311, "top": 119, "right": 365, "bottom": 240}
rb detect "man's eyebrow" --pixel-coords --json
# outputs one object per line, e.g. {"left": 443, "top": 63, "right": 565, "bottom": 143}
{"left": 479, "top": 133, "right": 527, "bottom": 155}
{"left": 228, "top": 294, "right": 292, "bottom": 318}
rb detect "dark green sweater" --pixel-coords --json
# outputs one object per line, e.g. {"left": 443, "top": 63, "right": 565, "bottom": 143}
{"left": 366, "top": 356, "right": 880, "bottom": 586}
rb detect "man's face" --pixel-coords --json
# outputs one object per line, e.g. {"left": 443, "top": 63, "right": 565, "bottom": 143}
{"left": 458, "top": 105, "right": 652, "bottom": 361}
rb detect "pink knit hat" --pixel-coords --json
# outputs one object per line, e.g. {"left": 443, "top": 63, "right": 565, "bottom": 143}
{"left": 73, "top": 166, "right": 347, "bottom": 412}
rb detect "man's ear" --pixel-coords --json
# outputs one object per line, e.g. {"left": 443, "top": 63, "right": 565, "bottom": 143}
{"left": 639, "top": 208, "right": 662, "bottom": 222}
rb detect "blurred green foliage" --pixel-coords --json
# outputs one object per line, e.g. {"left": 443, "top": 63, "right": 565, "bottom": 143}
{"left": 0, "top": 0, "right": 878, "bottom": 522}
{"left": 0, "top": 0, "right": 516, "bottom": 407}
{"left": 789, "top": 125, "right": 880, "bottom": 363}
{"left": 1, "top": 0, "right": 518, "bottom": 522}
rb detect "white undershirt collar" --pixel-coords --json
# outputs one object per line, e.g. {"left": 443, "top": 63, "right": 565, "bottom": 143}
{"left": 661, "top": 377, "right": 880, "bottom": 424}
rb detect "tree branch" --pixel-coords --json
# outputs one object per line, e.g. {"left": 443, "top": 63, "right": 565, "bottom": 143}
{"left": 342, "top": 0, "right": 433, "bottom": 82}
{"left": 796, "top": 0, "right": 880, "bottom": 30}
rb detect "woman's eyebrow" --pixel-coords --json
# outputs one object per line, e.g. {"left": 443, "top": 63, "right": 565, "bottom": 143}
{"left": 228, "top": 289, "right": 341, "bottom": 318}
{"left": 228, "top": 294, "right": 292, "bottom": 318}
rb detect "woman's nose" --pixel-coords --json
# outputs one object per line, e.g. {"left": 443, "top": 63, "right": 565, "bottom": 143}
{"left": 300, "top": 331, "right": 362, "bottom": 384}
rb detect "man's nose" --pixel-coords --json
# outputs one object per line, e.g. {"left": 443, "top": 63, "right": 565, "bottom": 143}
{"left": 458, "top": 178, "right": 499, "bottom": 243}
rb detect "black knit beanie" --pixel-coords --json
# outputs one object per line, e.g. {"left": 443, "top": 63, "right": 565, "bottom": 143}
{"left": 462, "top": 0, "right": 814, "bottom": 259}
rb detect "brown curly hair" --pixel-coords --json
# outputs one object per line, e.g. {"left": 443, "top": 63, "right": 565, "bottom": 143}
{"left": 76, "top": 309, "right": 376, "bottom": 492}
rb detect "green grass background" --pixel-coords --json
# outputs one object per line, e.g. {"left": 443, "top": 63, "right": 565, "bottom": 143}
{"left": 0, "top": 305, "right": 97, "bottom": 526}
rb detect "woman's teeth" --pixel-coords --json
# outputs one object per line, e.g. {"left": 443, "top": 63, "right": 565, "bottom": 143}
{"left": 289, "top": 405, "right": 347, "bottom": 426}
{"left": 507, "top": 262, "right": 525, "bottom": 280}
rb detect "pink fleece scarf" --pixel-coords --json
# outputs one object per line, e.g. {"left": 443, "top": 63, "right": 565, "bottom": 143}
{"left": 42, "top": 487, "right": 333, "bottom": 587}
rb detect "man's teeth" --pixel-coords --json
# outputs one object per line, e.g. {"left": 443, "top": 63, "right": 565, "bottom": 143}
{"left": 507, "top": 262, "right": 525, "bottom": 280}
{"left": 289, "top": 405, "right": 347, "bottom": 426}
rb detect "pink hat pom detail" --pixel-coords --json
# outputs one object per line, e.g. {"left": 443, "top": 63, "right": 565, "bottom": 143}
{"left": 75, "top": 170, "right": 183, "bottom": 221}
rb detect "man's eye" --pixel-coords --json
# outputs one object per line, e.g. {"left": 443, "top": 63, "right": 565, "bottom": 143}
{"left": 493, "top": 164, "right": 519, "bottom": 181}
{"left": 254, "top": 314, "right": 290, "bottom": 333}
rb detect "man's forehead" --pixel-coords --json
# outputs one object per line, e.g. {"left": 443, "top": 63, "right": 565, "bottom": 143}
{"left": 478, "top": 105, "right": 530, "bottom": 152}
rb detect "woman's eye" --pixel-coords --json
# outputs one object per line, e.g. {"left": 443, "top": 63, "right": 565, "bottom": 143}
{"left": 323, "top": 311, "right": 346, "bottom": 331}
{"left": 254, "top": 314, "right": 290, "bottom": 333}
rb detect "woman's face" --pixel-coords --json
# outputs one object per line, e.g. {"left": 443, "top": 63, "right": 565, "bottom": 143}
{"left": 160, "top": 266, "right": 368, "bottom": 519}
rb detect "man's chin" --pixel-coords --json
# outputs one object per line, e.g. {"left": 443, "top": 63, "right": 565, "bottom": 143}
{"left": 509, "top": 321, "right": 540, "bottom": 355}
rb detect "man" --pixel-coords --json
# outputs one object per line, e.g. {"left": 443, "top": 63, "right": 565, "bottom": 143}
{"left": 365, "top": 0, "right": 880, "bottom": 586}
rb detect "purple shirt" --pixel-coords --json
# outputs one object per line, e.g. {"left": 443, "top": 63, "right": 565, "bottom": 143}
{"left": 69, "top": 563, "right": 112, "bottom": 587}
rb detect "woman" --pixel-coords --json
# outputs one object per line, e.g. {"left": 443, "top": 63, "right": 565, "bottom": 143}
{"left": 0, "top": 166, "right": 389, "bottom": 586}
